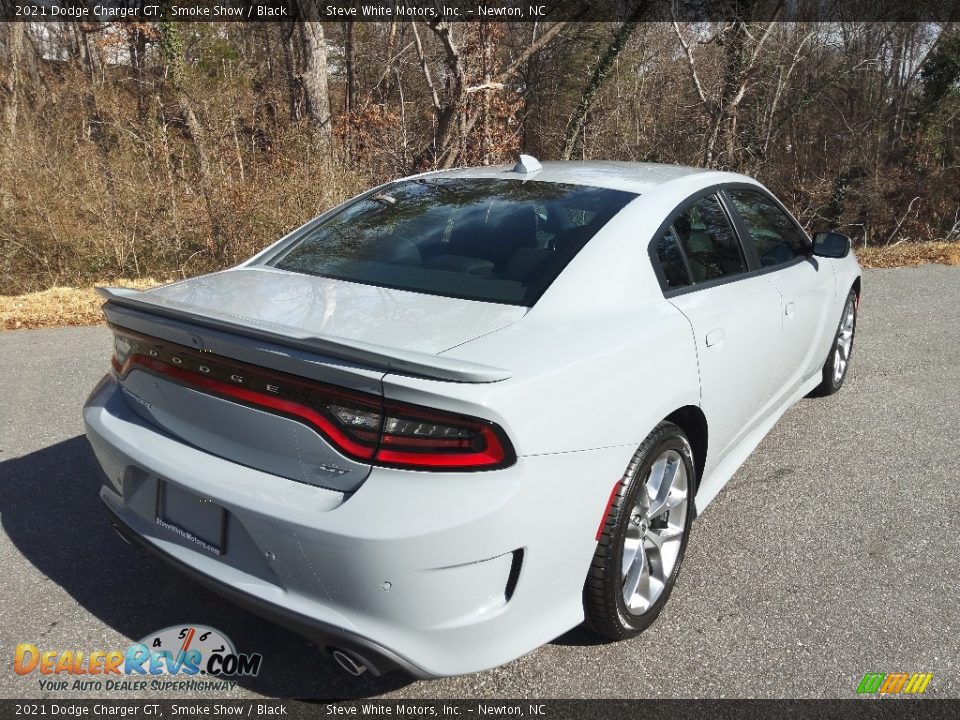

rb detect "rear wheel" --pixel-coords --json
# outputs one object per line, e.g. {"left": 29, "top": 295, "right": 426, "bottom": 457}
{"left": 584, "top": 422, "right": 696, "bottom": 639}
{"left": 812, "top": 289, "right": 857, "bottom": 396}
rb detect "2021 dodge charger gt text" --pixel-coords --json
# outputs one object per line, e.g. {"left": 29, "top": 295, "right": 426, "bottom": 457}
{"left": 84, "top": 159, "right": 861, "bottom": 678}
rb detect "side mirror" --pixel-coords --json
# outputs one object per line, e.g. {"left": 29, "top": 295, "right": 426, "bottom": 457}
{"left": 812, "top": 231, "right": 851, "bottom": 259}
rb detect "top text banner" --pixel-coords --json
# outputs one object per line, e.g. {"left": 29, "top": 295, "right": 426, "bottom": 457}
{"left": 4, "top": 0, "right": 960, "bottom": 22}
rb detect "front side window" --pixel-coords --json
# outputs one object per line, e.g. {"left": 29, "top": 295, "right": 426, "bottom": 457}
{"left": 271, "top": 178, "right": 636, "bottom": 306}
{"left": 670, "top": 194, "right": 747, "bottom": 282}
{"left": 727, "top": 188, "right": 809, "bottom": 267}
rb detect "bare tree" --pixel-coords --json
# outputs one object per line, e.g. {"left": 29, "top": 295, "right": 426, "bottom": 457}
{"left": 344, "top": 20, "right": 357, "bottom": 117}
{"left": 281, "top": 22, "right": 303, "bottom": 122}
{"left": 296, "top": 0, "right": 333, "bottom": 146}
{"left": 562, "top": 4, "right": 651, "bottom": 160}
{"left": 672, "top": 16, "right": 778, "bottom": 167}
{"left": 0, "top": 17, "right": 24, "bottom": 143}
{"left": 159, "top": 21, "right": 222, "bottom": 246}
{"left": 413, "top": 19, "right": 569, "bottom": 170}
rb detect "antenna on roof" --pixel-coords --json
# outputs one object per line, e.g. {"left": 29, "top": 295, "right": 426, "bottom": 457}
{"left": 512, "top": 154, "right": 542, "bottom": 174}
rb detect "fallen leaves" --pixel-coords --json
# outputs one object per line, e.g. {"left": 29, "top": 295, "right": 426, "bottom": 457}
{"left": 1, "top": 278, "right": 169, "bottom": 331}
{"left": 855, "top": 241, "right": 960, "bottom": 270}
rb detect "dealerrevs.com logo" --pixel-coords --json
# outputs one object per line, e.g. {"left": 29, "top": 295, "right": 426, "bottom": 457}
{"left": 856, "top": 672, "right": 933, "bottom": 696}
{"left": 14, "top": 625, "right": 262, "bottom": 693}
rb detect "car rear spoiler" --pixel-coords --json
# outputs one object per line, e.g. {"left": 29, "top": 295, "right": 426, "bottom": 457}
{"left": 96, "top": 287, "right": 512, "bottom": 383}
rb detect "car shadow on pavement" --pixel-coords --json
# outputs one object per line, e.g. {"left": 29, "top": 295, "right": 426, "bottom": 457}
{"left": 0, "top": 435, "right": 412, "bottom": 699}
{"left": 549, "top": 625, "right": 612, "bottom": 648}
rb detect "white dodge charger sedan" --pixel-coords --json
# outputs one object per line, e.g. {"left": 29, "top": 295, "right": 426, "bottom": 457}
{"left": 84, "top": 159, "right": 861, "bottom": 679}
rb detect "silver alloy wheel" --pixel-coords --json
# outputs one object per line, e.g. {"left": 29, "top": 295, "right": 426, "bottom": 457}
{"left": 834, "top": 298, "right": 856, "bottom": 383}
{"left": 621, "top": 449, "right": 688, "bottom": 614}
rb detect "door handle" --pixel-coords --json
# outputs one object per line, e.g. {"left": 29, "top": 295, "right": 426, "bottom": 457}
{"left": 705, "top": 328, "right": 725, "bottom": 347}
{"left": 785, "top": 301, "right": 796, "bottom": 317}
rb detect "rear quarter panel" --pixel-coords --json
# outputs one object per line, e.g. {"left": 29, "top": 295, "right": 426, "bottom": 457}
{"left": 383, "top": 302, "right": 700, "bottom": 460}
{"left": 381, "top": 189, "right": 706, "bottom": 461}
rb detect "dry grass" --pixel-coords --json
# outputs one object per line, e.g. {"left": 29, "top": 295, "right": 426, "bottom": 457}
{"left": 855, "top": 241, "right": 960, "bottom": 269}
{"left": 2, "top": 241, "right": 958, "bottom": 330}
{"left": 1, "top": 278, "right": 169, "bottom": 330}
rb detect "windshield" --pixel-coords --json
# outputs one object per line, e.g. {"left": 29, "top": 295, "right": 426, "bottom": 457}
{"left": 270, "top": 178, "right": 636, "bottom": 306}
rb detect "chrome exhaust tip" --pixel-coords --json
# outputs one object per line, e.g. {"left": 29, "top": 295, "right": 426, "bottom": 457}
{"left": 331, "top": 648, "right": 368, "bottom": 677}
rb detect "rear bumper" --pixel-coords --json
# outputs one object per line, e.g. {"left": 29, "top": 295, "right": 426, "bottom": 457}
{"left": 101, "top": 498, "right": 417, "bottom": 677}
{"left": 84, "top": 373, "right": 635, "bottom": 677}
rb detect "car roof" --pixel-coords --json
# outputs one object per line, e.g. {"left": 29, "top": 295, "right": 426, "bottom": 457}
{"left": 414, "top": 160, "right": 754, "bottom": 195}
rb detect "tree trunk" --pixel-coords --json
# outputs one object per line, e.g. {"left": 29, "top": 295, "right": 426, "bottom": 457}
{"left": 376, "top": 20, "right": 399, "bottom": 102}
{"left": 127, "top": 25, "right": 148, "bottom": 121}
{"left": 281, "top": 22, "right": 301, "bottom": 122}
{"left": 159, "top": 21, "right": 223, "bottom": 250}
{"left": 0, "top": 17, "right": 23, "bottom": 178}
{"left": 481, "top": 22, "right": 492, "bottom": 164}
{"left": 343, "top": 20, "right": 356, "bottom": 160}
{"left": 424, "top": 20, "right": 466, "bottom": 169}
{"left": 562, "top": 5, "right": 648, "bottom": 160}
{"left": 295, "top": 2, "right": 333, "bottom": 147}
{"left": 0, "top": 19, "right": 23, "bottom": 142}
{"left": 344, "top": 21, "right": 356, "bottom": 116}
{"left": 719, "top": 20, "right": 748, "bottom": 167}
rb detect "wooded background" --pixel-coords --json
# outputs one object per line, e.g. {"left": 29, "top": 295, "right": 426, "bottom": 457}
{"left": 1, "top": 16, "right": 958, "bottom": 294}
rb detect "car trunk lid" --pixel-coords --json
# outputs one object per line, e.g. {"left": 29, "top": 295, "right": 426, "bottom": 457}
{"left": 144, "top": 266, "right": 526, "bottom": 356}
{"left": 100, "top": 268, "right": 521, "bottom": 492}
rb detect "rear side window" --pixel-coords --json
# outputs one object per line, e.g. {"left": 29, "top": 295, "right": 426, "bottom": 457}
{"left": 271, "top": 178, "right": 636, "bottom": 306}
{"left": 671, "top": 194, "right": 747, "bottom": 282}
{"left": 654, "top": 230, "right": 692, "bottom": 289}
{"left": 727, "top": 188, "right": 809, "bottom": 267}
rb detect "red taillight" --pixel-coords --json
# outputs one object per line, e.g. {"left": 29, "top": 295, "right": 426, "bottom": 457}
{"left": 109, "top": 327, "right": 514, "bottom": 471}
{"left": 375, "top": 402, "right": 510, "bottom": 469}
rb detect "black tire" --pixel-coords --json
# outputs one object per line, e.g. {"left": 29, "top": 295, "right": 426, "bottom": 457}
{"left": 584, "top": 421, "right": 696, "bottom": 640}
{"left": 811, "top": 289, "right": 857, "bottom": 397}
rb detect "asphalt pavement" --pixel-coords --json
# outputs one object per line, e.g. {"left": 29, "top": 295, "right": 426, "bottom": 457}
{"left": 1, "top": 264, "right": 958, "bottom": 699}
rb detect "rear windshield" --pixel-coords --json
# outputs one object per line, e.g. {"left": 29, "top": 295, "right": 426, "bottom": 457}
{"left": 270, "top": 178, "right": 636, "bottom": 306}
